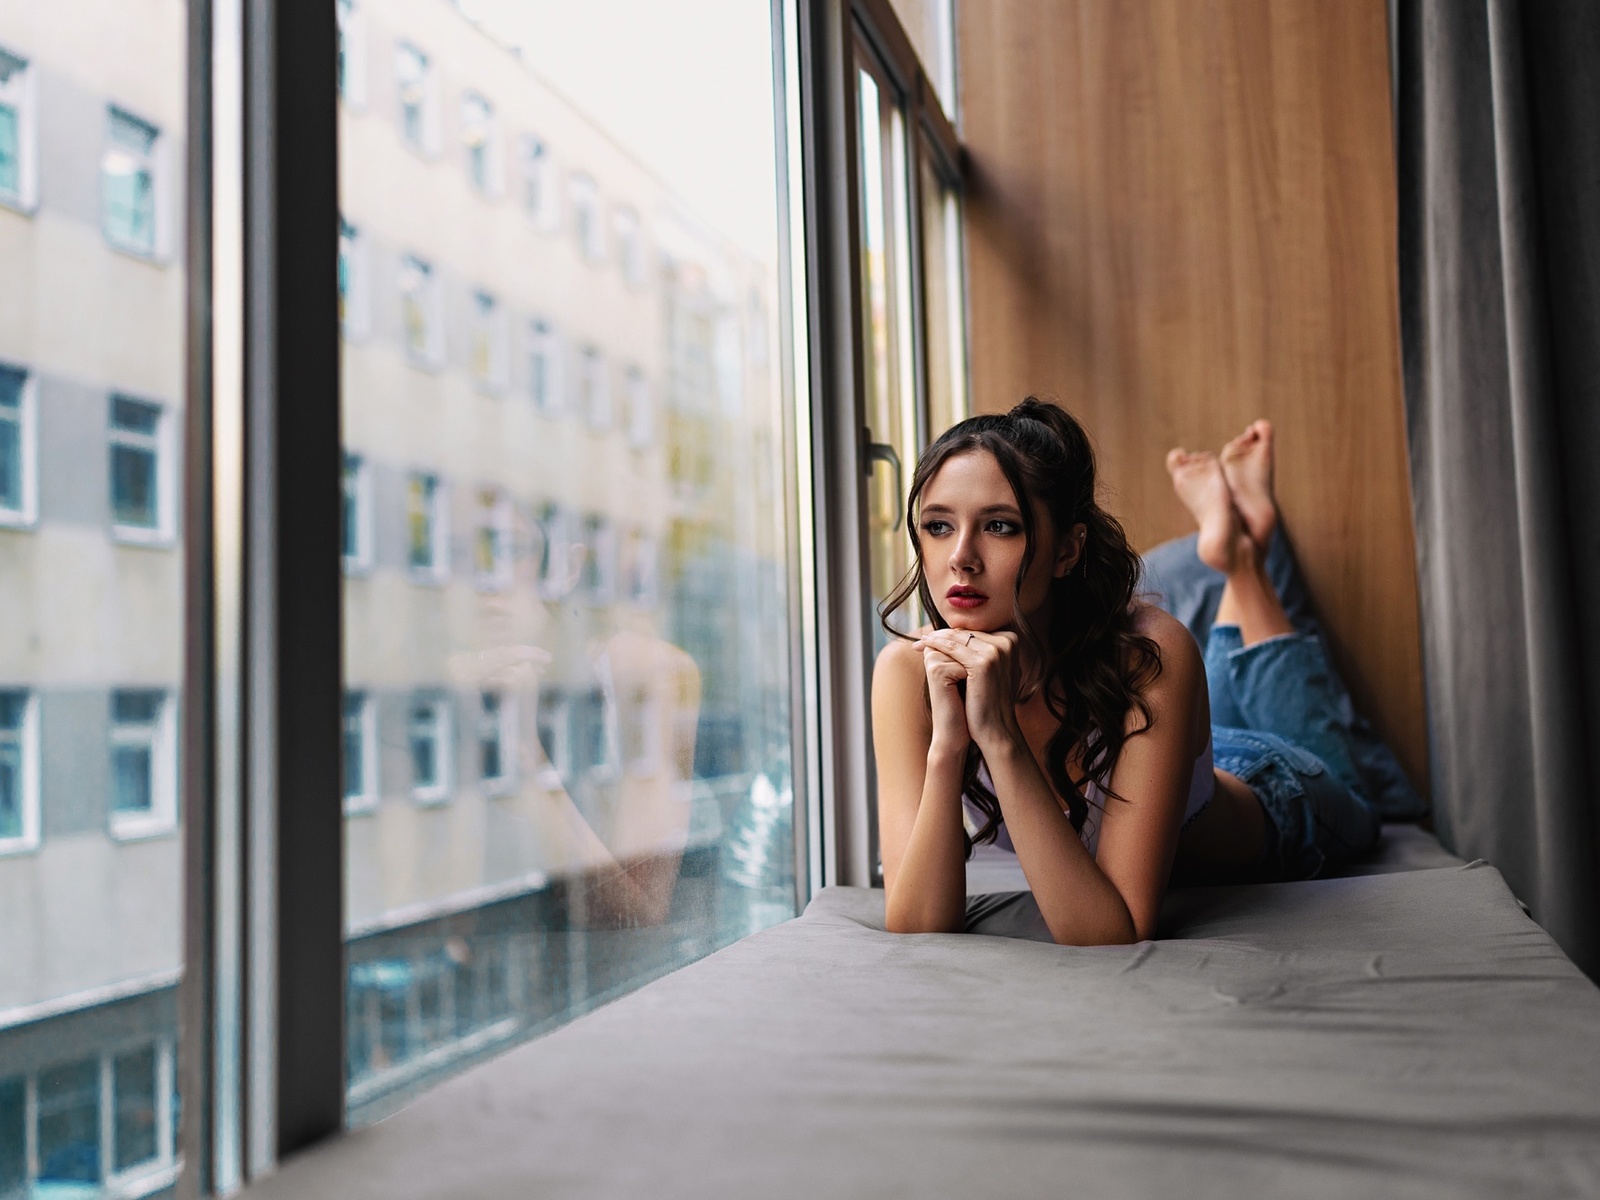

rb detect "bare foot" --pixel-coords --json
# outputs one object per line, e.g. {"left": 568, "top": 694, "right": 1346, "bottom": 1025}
{"left": 1165, "top": 448, "right": 1251, "bottom": 574}
{"left": 1218, "top": 420, "right": 1277, "bottom": 552}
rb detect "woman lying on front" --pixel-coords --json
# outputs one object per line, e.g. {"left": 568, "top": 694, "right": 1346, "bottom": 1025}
{"left": 872, "top": 399, "right": 1380, "bottom": 945}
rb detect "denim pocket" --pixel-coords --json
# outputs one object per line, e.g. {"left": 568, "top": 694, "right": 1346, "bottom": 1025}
{"left": 1279, "top": 742, "right": 1326, "bottom": 778}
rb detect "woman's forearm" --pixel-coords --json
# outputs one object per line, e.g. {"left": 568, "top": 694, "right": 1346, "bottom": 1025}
{"left": 884, "top": 743, "right": 969, "bottom": 934}
{"left": 982, "top": 739, "right": 1138, "bottom": 945}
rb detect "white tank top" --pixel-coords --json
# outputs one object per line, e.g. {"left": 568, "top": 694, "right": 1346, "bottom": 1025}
{"left": 961, "top": 733, "right": 1214, "bottom": 860}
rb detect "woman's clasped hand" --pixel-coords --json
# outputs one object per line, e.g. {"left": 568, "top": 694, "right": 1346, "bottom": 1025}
{"left": 909, "top": 628, "right": 1023, "bottom": 755}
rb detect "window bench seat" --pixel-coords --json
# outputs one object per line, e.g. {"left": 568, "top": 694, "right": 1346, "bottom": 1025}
{"left": 245, "top": 826, "right": 1600, "bottom": 1199}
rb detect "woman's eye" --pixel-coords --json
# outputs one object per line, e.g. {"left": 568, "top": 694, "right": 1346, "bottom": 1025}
{"left": 985, "top": 520, "right": 1019, "bottom": 535}
{"left": 919, "top": 520, "right": 952, "bottom": 536}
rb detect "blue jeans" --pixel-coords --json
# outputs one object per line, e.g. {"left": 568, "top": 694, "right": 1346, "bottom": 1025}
{"left": 1205, "top": 626, "right": 1381, "bottom": 880}
{"left": 1142, "top": 529, "right": 1426, "bottom": 822}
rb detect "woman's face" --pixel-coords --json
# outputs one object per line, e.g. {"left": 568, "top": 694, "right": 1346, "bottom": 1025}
{"left": 917, "top": 449, "right": 1082, "bottom": 632}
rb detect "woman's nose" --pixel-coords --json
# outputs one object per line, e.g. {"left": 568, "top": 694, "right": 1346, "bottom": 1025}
{"left": 949, "top": 532, "right": 980, "bottom": 574}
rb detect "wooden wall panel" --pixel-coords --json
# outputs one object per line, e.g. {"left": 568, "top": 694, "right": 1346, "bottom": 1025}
{"left": 957, "top": 0, "right": 1430, "bottom": 794}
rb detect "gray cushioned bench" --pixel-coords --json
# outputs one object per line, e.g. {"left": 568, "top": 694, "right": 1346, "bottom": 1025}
{"left": 246, "top": 825, "right": 1600, "bottom": 1199}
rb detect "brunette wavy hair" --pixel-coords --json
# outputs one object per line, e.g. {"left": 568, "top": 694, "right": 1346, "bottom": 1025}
{"left": 879, "top": 398, "right": 1163, "bottom": 855}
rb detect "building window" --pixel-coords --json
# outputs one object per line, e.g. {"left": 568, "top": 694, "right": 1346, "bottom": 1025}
{"left": 623, "top": 365, "right": 652, "bottom": 449}
{"left": 110, "top": 688, "right": 176, "bottom": 839}
{"left": 534, "top": 501, "right": 574, "bottom": 600}
{"left": 0, "top": 689, "right": 38, "bottom": 852}
{"left": 338, "top": 217, "right": 369, "bottom": 336}
{"left": 621, "top": 688, "right": 661, "bottom": 777}
{"left": 569, "top": 173, "right": 603, "bottom": 262}
{"left": 526, "top": 319, "right": 563, "bottom": 415}
{"left": 343, "top": 691, "right": 378, "bottom": 812}
{"left": 461, "top": 92, "right": 498, "bottom": 195}
{"left": 470, "top": 290, "right": 507, "bottom": 391}
{"left": 406, "top": 472, "right": 447, "bottom": 581}
{"left": 620, "top": 526, "right": 658, "bottom": 609}
{"left": 0, "top": 47, "right": 36, "bottom": 211}
{"left": 395, "top": 42, "right": 437, "bottom": 154}
{"left": 534, "top": 689, "right": 569, "bottom": 788}
{"left": 109, "top": 395, "right": 172, "bottom": 543}
{"left": 572, "top": 688, "right": 613, "bottom": 781}
{"left": 0, "top": 363, "right": 36, "bottom": 526}
{"left": 336, "top": 0, "right": 367, "bottom": 106}
{"left": 580, "top": 513, "right": 616, "bottom": 605}
{"left": 342, "top": 452, "right": 372, "bottom": 574}
{"left": 478, "top": 691, "right": 513, "bottom": 792}
{"left": 613, "top": 205, "right": 645, "bottom": 286}
{"left": 408, "top": 694, "right": 451, "bottom": 803}
{"left": 103, "top": 107, "right": 161, "bottom": 257}
{"left": 577, "top": 345, "right": 610, "bottom": 431}
{"left": 518, "top": 134, "right": 557, "bottom": 229}
{"left": 399, "top": 253, "right": 443, "bottom": 367}
{"left": 473, "top": 488, "right": 512, "bottom": 589}
{"left": 1, "top": 1041, "right": 177, "bottom": 1197}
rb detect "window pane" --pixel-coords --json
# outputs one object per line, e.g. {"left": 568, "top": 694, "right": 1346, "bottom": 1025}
{"left": 3, "top": 5, "right": 184, "bottom": 1191}
{"left": 110, "top": 445, "right": 158, "bottom": 527}
{"left": 37, "top": 1059, "right": 100, "bottom": 1184}
{"left": 919, "top": 146, "right": 967, "bottom": 438}
{"left": 341, "top": 0, "right": 801, "bottom": 1124}
{"left": 0, "top": 1076, "right": 24, "bottom": 1194}
{"left": 113, "top": 1046, "right": 158, "bottom": 1172}
{"left": 343, "top": 693, "right": 367, "bottom": 799}
{"left": 103, "top": 109, "right": 158, "bottom": 254}
{"left": 0, "top": 103, "right": 18, "bottom": 198}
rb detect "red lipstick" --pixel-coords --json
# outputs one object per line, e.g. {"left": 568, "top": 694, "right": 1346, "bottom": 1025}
{"left": 945, "top": 585, "right": 987, "bottom": 610}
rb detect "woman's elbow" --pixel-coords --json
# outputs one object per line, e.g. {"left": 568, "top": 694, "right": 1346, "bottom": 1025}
{"left": 884, "top": 898, "right": 963, "bottom": 936}
{"left": 1045, "top": 910, "right": 1143, "bottom": 947}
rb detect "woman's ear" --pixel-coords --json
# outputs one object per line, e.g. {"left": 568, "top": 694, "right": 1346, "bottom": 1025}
{"left": 1052, "top": 522, "right": 1088, "bottom": 578}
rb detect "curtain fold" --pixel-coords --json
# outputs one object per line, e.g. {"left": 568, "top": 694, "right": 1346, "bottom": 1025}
{"left": 1395, "top": 0, "right": 1600, "bottom": 976}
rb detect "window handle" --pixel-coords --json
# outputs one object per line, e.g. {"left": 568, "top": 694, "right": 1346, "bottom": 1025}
{"left": 863, "top": 431, "right": 904, "bottom": 531}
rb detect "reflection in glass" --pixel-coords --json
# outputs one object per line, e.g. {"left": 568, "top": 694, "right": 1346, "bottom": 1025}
{"left": 0, "top": 3, "right": 184, "bottom": 1190}
{"left": 340, "top": 0, "right": 799, "bottom": 1123}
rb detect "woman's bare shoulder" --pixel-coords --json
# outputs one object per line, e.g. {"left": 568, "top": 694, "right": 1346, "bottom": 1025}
{"left": 873, "top": 634, "right": 926, "bottom": 692}
{"left": 871, "top": 635, "right": 932, "bottom": 745}
{"left": 1128, "top": 602, "right": 1204, "bottom": 679}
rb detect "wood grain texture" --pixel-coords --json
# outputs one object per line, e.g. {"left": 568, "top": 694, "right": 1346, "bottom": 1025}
{"left": 957, "top": 0, "right": 1430, "bottom": 795}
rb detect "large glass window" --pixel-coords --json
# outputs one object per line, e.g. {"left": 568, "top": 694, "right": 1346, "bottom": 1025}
{"left": 2, "top": 7, "right": 186, "bottom": 1183}
{"left": 340, "top": 0, "right": 801, "bottom": 1124}
{"left": 855, "top": 59, "right": 919, "bottom": 643}
{"left": 920, "top": 143, "right": 968, "bottom": 438}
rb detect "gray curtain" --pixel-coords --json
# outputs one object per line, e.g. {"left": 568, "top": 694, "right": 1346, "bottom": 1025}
{"left": 1395, "top": 0, "right": 1600, "bottom": 976}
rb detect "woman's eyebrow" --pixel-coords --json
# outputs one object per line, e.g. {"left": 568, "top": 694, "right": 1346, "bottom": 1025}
{"left": 919, "top": 502, "right": 1022, "bottom": 518}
